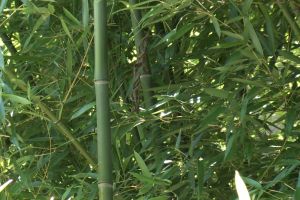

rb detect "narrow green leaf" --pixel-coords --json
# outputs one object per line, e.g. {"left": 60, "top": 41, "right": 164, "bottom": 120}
{"left": 62, "top": 187, "right": 73, "bottom": 200}
{"left": 130, "top": 172, "right": 154, "bottom": 184}
{"left": 210, "top": 41, "right": 244, "bottom": 49}
{"left": 3, "top": 94, "right": 31, "bottom": 105}
{"left": 284, "top": 108, "right": 297, "bottom": 135}
{"left": 134, "top": 151, "right": 152, "bottom": 177}
{"left": 60, "top": 17, "right": 73, "bottom": 41}
{"left": 198, "top": 106, "right": 225, "bottom": 132}
{"left": 204, "top": 88, "right": 229, "bottom": 98}
{"left": 175, "top": 131, "right": 181, "bottom": 149}
{"left": 265, "top": 163, "right": 299, "bottom": 189}
{"left": 222, "top": 31, "right": 244, "bottom": 40}
{"left": 231, "top": 78, "right": 266, "bottom": 87}
{"left": 211, "top": 16, "right": 221, "bottom": 38}
{"left": 47, "top": 4, "right": 55, "bottom": 14}
{"left": 240, "top": 97, "right": 248, "bottom": 124}
{"left": 63, "top": 8, "right": 81, "bottom": 26}
{"left": 235, "top": 171, "right": 251, "bottom": 200}
{"left": 224, "top": 134, "right": 236, "bottom": 160}
{"left": 244, "top": 18, "right": 264, "bottom": 55}
{"left": 278, "top": 50, "right": 300, "bottom": 64}
{"left": 259, "top": 3, "right": 275, "bottom": 53}
{"left": 242, "top": 0, "right": 253, "bottom": 15}
{"left": 70, "top": 102, "right": 95, "bottom": 121}
{"left": 24, "top": 15, "right": 49, "bottom": 48}
{"left": 242, "top": 177, "right": 262, "bottom": 190}
{"left": 155, "top": 23, "right": 193, "bottom": 46}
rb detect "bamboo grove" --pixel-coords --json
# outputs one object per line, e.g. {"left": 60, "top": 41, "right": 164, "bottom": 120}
{"left": 0, "top": 0, "right": 300, "bottom": 199}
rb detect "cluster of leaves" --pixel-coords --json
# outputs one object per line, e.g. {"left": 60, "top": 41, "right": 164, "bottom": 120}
{"left": 0, "top": 0, "right": 299, "bottom": 199}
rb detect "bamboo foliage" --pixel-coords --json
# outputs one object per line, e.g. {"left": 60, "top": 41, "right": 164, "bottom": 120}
{"left": 0, "top": 36, "right": 96, "bottom": 168}
{"left": 94, "top": 0, "right": 113, "bottom": 199}
{"left": 0, "top": 0, "right": 299, "bottom": 199}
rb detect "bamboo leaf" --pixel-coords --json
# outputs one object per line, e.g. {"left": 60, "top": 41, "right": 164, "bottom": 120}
{"left": 60, "top": 17, "right": 73, "bottom": 41}
{"left": 231, "top": 78, "right": 266, "bottom": 87}
{"left": 265, "top": 163, "right": 300, "bottom": 189}
{"left": 284, "top": 107, "right": 297, "bottom": 136}
{"left": 3, "top": 94, "right": 31, "bottom": 105}
{"left": 222, "top": 31, "right": 244, "bottom": 40}
{"left": 47, "top": 4, "right": 55, "bottom": 14}
{"left": 62, "top": 187, "right": 73, "bottom": 200}
{"left": 204, "top": 88, "right": 229, "bottom": 98}
{"left": 259, "top": 3, "right": 275, "bottom": 53}
{"left": 244, "top": 18, "right": 264, "bottom": 55}
{"left": 211, "top": 16, "right": 221, "bottom": 38}
{"left": 278, "top": 50, "right": 300, "bottom": 64}
{"left": 224, "top": 134, "right": 237, "bottom": 160}
{"left": 235, "top": 171, "right": 251, "bottom": 200}
{"left": 155, "top": 23, "right": 193, "bottom": 46}
{"left": 240, "top": 97, "right": 248, "bottom": 124}
{"left": 70, "top": 102, "right": 95, "bottom": 121}
{"left": 63, "top": 7, "right": 81, "bottom": 26}
{"left": 242, "top": 0, "right": 253, "bottom": 15}
{"left": 24, "top": 14, "right": 49, "bottom": 48}
{"left": 134, "top": 151, "right": 152, "bottom": 177}
{"left": 130, "top": 172, "right": 154, "bottom": 184}
{"left": 242, "top": 177, "right": 262, "bottom": 190}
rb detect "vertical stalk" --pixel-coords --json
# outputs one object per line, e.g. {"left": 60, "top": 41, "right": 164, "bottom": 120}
{"left": 129, "top": 0, "right": 153, "bottom": 108}
{"left": 94, "top": 0, "right": 113, "bottom": 199}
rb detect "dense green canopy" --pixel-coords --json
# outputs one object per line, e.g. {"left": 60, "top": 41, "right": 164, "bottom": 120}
{"left": 0, "top": 0, "right": 299, "bottom": 199}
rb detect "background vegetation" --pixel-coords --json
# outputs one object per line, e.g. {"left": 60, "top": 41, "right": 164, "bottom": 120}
{"left": 0, "top": 0, "right": 299, "bottom": 199}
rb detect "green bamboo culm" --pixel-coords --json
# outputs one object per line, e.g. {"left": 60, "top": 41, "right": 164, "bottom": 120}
{"left": 94, "top": 0, "right": 113, "bottom": 200}
{"left": 129, "top": 0, "right": 153, "bottom": 108}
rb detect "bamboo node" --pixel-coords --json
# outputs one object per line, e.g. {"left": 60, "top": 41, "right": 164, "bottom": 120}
{"left": 98, "top": 182, "right": 113, "bottom": 189}
{"left": 94, "top": 80, "right": 109, "bottom": 84}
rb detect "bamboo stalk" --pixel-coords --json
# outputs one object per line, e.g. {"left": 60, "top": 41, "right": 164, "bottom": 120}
{"left": 129, "top": 0, "right": 153, "bottom": 108}
{"left": 94, "top": 0, "right": 113, "bottom": 199}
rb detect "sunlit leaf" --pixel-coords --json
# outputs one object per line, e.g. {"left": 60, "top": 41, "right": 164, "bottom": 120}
{"left": 134, "top": 151, "right": 152, "bottom": 177}
{"left": 235, "top": 171, "right": 251, "bottom": 200}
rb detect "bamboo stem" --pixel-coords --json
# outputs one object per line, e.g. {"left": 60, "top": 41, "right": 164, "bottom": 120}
{"left": 129, "top": 0, "right": 153, "bottom": 108}
{"left": 94, "top": 0, "right": 113, "bottom": 199}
